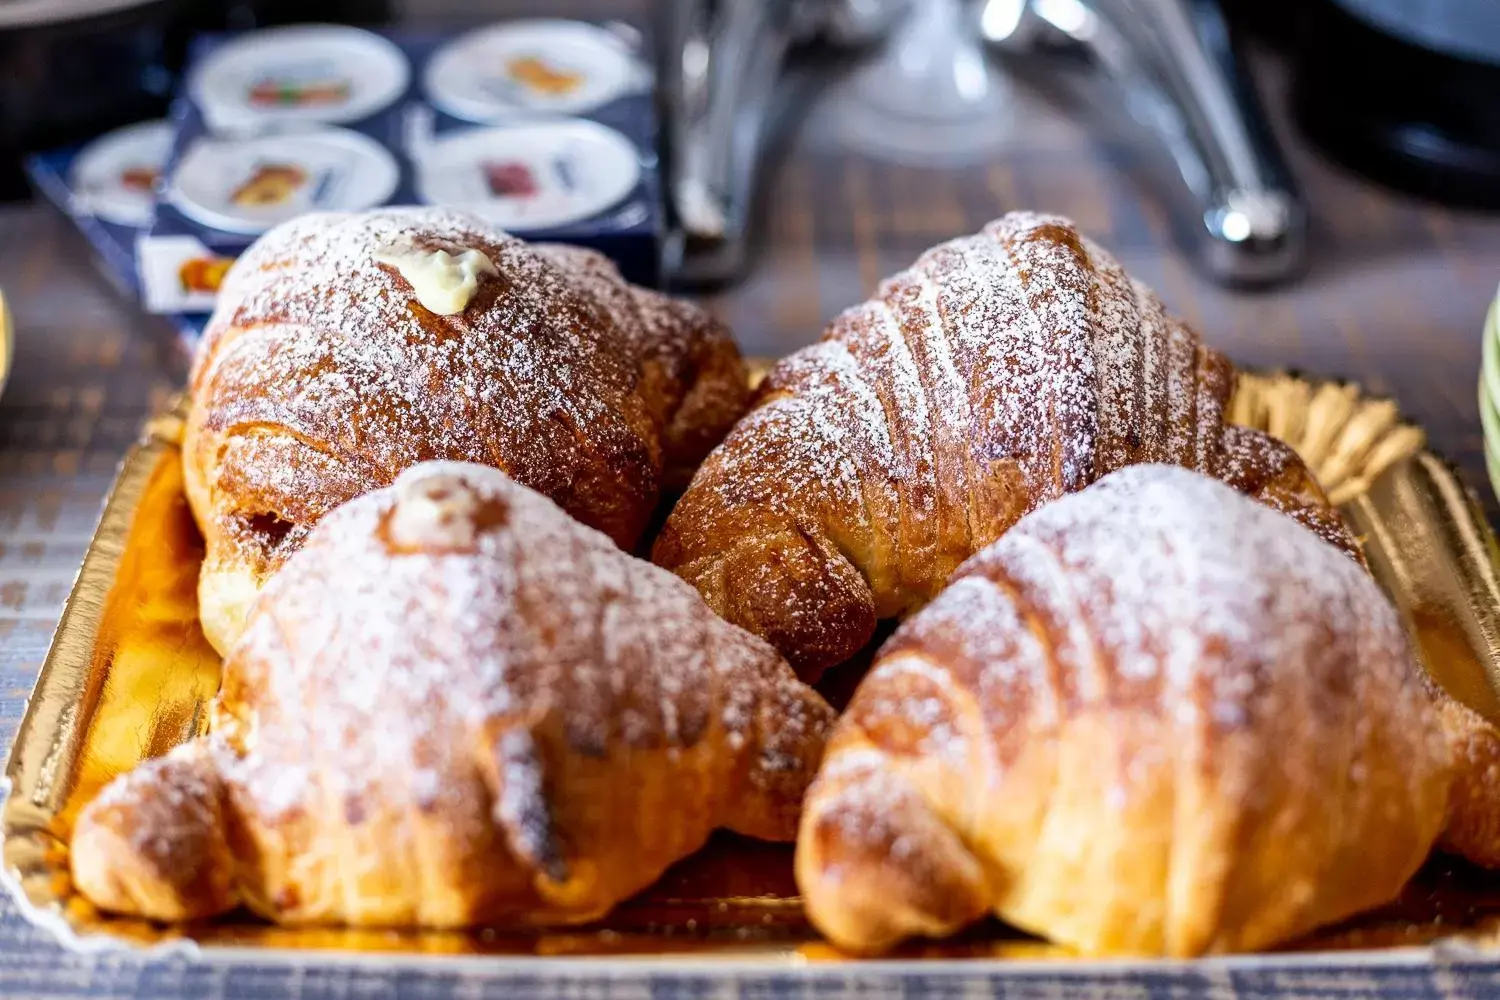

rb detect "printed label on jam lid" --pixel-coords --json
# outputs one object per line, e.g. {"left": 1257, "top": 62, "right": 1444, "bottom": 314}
{"left": 413, "top": 120, "right": 641, "bottom": 232}
{"left": 189, "top": 24, "right": 411, "bottom": 130}
{"left": 168, "top": 127, "right": 401, "bottom": 235}
{"left": 423, "top": 19, "right": 648, "bottom": 123}
{"left": 68, "top": 120, "right": 172, "bottom": 228}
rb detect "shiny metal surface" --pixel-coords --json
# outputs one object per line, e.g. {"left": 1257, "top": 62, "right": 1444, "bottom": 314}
{"left": 667, "top": 0, "right": 1306, "bottom": 286}
{"left": 661, "top": 0, "right": 912, "bottom": 285}
{"left": 984, "top": 0, "right": 1307, "bottom": 284}
{"left": 1137, "top": 0, "right": 1304, "bottom": 282}
{"left": 660, "top": 0, "right": 793, "bottom": 271}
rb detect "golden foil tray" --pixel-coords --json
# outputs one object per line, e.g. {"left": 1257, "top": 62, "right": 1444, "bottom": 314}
{"left": 0, "top": 288, "right": 12, "bottom": 399}
{"left": 8, "top": 373, "right": 1500, "bottom": 968}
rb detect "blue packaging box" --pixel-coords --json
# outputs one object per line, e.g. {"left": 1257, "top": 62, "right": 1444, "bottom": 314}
{"left": 139, "top": 21, "right": 663, "bottom": 315}
{"left": 24, "top": 126, "right": 210, "bottom": 347}
{"left": 26, "top": 144, "right": 144, "bottom": 302}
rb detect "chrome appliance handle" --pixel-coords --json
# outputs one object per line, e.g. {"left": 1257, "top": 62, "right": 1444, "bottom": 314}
{"left": 987, "top": 0, "right": 1306, "bottom": 284}
{"left": 659, "top": 0, "right": 800, "bottom": 285}
{"left": 1127, "top": 0, "right": 1305, "bottom": 283}
{"left": 661, "top": 0, "right": 911, "bottom": 286}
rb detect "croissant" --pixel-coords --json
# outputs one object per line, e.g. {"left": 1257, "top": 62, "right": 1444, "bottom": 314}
{"left": 70, "top": 462, "right": 834, "bottom": 926}
{"left": 185, "top": 207, "right": 749, "bottom": 654}
{"left": 653, "top": 212, "right": 1356, "bottom": 680}
{"left": 795, "top": 464, "right": 1451, "bottom": 957}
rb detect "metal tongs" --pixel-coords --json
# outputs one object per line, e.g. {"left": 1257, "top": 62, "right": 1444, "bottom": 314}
{"left": 661, "top": 0, "right": 1306, "bottom": 288}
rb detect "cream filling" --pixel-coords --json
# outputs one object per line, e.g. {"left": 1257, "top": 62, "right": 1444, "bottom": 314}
{"left": 374, "top": 243, "right": 498, "bottom": 315}
{"left": 388, "top": 473, "right": 483, "bottom": 550}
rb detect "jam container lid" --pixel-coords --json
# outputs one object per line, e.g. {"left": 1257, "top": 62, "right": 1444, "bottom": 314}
{"left": 167, "top": 125, "right": 401, "bottom": 235}
{"left": 67, "top": 119, "right": 171, "bottom": 227}
{"left": 188, "top": 24, "right": 411, "bottom": 132}
{"left": 423, "top": 19, "right": 649, "bottom": 123}
{"left": 413, "top": 119, "right": 642, "bottom": 231}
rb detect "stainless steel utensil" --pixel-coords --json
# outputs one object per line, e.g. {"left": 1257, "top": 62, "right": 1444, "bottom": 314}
{"left": 660, "top": 0, "right": 913, "bottom": 285}
{"left": 662, "top": 0, "right": 1306, "bottom": 287}
{"left": 981, "top": 0, "right": 1305, "bottom": 284}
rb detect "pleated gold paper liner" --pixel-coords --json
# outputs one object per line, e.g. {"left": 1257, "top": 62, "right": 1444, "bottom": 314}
{"left": 1231, "top": 371, "right": 1500, "bottom": 724}
{"left": 1229, "top": 371, "right": 1428, "bottom": 507}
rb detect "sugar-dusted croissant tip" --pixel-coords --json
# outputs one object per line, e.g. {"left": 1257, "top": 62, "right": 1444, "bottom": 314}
{"left": 796, "top": 465, "right": 1452, "bottom": 956}
{"left": 72, "top": 461, "right": 832, "bottom": 928}
{"left": 796, "top": 745, "right": 990, "bottom": 953}
{"left": 656, "top": 211, "right": 1360, "bottom": 679}
{"left": 70, "top": 743, "right": 238, "bottom": 923}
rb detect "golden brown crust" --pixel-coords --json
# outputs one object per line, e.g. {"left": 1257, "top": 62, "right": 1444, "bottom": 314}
{"left": 1432, "top": 693, "right": 1500, "bottom": 867}
{"left": 69, "top": 744, "right": 238, "bottom": 922}
{"left": 71, "top": 462, "right": 833, "bottom": 928}
{"left": 529, "top": 244, "right": 751, "bottom": 490}
{"left": 1214, "top": 424, "right": 1366, "bottom": 565}
{"left": 654, "top": 213, "right": 1357, "bottom": 681}
{"left": 185, "top": 209, "right": 748, "bottom": 653}
{"left": 796, "top": 465, "right": 1451, "bottom": 956}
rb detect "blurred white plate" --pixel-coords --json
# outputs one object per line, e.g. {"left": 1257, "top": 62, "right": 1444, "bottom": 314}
{"left": 423, "top": 19, "right": 646, "bottom": 122}
{"left": 68, "top": 120, "right": 172, "bottom": 227}
{"left": 189, "top": 24, "right": 410, "bottom": 130}
{"left": 415, "top": 119, "right": 640, "bottom": 232}
{"left": 168, "top": 127, "right": 400, "bottom": 235}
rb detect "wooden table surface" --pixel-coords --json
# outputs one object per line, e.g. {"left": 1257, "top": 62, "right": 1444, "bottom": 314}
{"left": 2, "top": 17, "right": 1500, "bottom": 997}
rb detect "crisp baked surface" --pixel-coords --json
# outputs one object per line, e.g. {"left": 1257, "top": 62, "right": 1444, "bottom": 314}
{"left": 185, "top": 207, "right": 748, "bottom": 654}
{"left": 71, "top": 462, "right": 833, "bottom": 928}
{"left": 795, "top": 464, "right": 1451, "bottom": 957}
{"left": 1432, "top": 692, "right": 1500, "bottom": 867}
{"left": 653, "top": 212, "right": 1355, "bottom": 681}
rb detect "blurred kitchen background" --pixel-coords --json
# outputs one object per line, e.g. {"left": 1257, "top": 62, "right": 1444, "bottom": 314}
{"left": 1, "top": 0, "right": 1497, "bottom": 484}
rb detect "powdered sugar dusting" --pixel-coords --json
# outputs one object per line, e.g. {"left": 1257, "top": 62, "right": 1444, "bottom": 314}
{"left": 83, "top": 742, "right": 218, "bottom": 831}
{"left": 658, "top": 212, "right": 1267, "bottom": 673}
{"left": 190, "top": 207, "right": 651, "bottom": 540}
{"left": 188, "top": 207, "right": 746, "bottom": 591}
{"left": 207, "top": 462, "right": 832, "bottom": 905}
{"left": 804, "top": 464, "right": 1450, "bottom": 954}
{"left": 531, "top": 243, "right": 701, "bottom": 392}
{"left": 885, "top": 465, "right": 1424, "bottom": 747}
{"left": 72, "top": 742, "right": 229, "bottom": 900}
